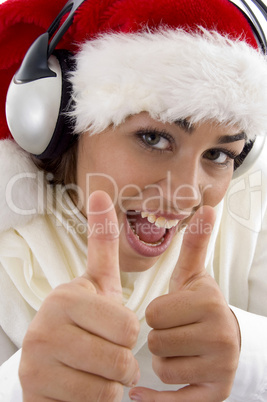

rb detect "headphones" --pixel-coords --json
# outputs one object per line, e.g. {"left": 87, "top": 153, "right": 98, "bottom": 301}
{"left": 5, "top": 0, "right": 86, "bottom": 159}
{"left": 5, "top": 0, "right": 267, "bottom": 177}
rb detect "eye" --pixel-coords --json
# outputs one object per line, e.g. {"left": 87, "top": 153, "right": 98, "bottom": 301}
{"left": 143, "top": 132, "right": 169, "bottom": 149}
{"left": 136, "top": 129, "right": 174, "bottom": 151}
{"left": 203, "top": 148, "right": 238, "bottom": 166}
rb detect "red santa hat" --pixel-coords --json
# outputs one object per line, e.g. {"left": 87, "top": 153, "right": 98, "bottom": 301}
{"left": 0, "top": 0, "right": 267, "bottom": 142}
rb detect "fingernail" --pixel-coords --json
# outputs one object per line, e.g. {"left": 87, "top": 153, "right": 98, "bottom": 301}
{"left": 130, "top": 396, "right": 142, "bottom": 402}
{"left": 130, "top": 389, "right": 143, "bottom": 401}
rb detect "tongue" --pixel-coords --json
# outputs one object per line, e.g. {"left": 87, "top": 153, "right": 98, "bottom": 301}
{"left": 129, "top": 214, "right": 166, "bottom": 243}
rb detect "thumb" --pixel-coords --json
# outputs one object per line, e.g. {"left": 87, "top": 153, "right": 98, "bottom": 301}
{"left": 169, "top": 205, "right": 216, "bottom": 293}
{"left": 84, "top": 190, "right": 122, "bottom": 302}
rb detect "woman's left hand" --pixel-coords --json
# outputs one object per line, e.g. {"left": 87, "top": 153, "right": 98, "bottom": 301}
{"left": 129, "top": 206, "right": 241, "bottom": 402}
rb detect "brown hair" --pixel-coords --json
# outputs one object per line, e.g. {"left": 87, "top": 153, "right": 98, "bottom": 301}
{"left": 31, "top": 140, "right": 78, "bottom": 188}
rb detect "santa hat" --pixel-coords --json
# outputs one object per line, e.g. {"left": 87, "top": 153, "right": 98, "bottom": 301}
{"left": 70, "top": 28, "right": 267, "bottom": 139}
{"left": 1, "top": 0, "right": 267, "bottom": 143}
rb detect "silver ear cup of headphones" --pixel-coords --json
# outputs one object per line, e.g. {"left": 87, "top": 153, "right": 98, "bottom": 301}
{"left": 233, "top": 135, "right": 266, "bottom": 179}
{"left": 5, "top": 55, "right": 62, "bottom": 155}
{"left": 227, "top": 0, "right": 267, "bottom": 178}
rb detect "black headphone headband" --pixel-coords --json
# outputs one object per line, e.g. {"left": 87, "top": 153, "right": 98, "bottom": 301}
{"left": 15, "top": 0, "right": 86, "bottom": 84}
{"left": 5, "top": 0, "right": 267, "bottom": 172}
{"left": 16, "top": 0, "right": 267, "bottom": 85}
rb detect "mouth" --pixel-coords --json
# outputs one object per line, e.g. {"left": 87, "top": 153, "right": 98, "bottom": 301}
{"left": 125, "top": 210, "right": 187, "bottom": 257}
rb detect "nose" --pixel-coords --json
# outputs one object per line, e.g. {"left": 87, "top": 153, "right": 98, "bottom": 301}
{"left": 159, "top": 161, "right": 202, "bottom": 212}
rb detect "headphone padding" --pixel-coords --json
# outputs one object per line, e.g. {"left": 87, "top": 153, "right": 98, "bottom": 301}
{"left": 36, "top": 49, "right": 77, "bottom": 160}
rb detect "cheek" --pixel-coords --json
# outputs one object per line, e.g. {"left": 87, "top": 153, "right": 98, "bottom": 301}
{"left": 88, "top": 151, "right": 152, "bottom": 200}
{"left": 202, "top": 176, "right": 232, "bottom": 207}
{"left": 77, "top": 151, "right": 144, "bottom": 213}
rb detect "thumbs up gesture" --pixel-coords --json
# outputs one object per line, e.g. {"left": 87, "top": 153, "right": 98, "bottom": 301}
{"left": 129, "top": 206, "right": 241, "bottom": 402}
{"left": 19, "top": 191, "right": 140, "bottom": 402}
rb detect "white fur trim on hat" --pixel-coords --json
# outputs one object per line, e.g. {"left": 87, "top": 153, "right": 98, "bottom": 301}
{"left": 70, "top": 28, "right": 267, "bottom": 140}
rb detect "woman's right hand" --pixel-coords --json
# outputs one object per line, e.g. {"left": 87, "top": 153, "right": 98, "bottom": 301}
{"left": 19, "top": 191, "right": 140, "bottom": 402}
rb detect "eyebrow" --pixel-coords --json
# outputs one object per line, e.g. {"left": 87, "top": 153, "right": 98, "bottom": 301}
{"left": 174, "top": 119, "right": 194, "bottom": 133}
{"left": 174, "top": 119, "right": 246, "bottom": 143}
{"left": 217, "top": 132, "right": 246, "bottom": 144}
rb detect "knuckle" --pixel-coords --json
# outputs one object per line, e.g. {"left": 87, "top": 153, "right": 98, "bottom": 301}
{"left": 218, "top": 353, "right": 239, "bottom": 378}
{"left": 147, "top": 330, "right": 163, "bottom": 355}
{"left": 215, "top": 324, "right": 239, "bottom": 356}
{"left": 45, "top": 282, "right": 85, "bottom": 313}
{"left": 177, "top": 367, "right": 195, "bottom": 384}
{"left": 214, "top": 383, "right": 234, "bottom": 401}
{"left": 20, "top": 331, "right": 48, "bottom": 392}
{"left": 98, "top": 380, "right": 123, "bottom": 402}
{"left": 220, "top": 331, "right": 235, "bottom": 349}
{"left": 22, "top": 328, "right": 39, "bottom": 350}
{"left": 22, "top": 324, "right": 49, "bottom": 353}
{"left": 152, "top": 357, "right": 174, "bottom": 384}
{"left": 19, "top": 363, "right": 34, "bottom": 390}
{"left": 44, "top": 285, "right": 71, "bottom": 310}
{"left": 19, "top": 356, "right": 42, "bottom": 394}
{"left": 72, "top": 276, "right": 97, "bottom": 293}
{"left": 146, "top": 296, "right": 168, "bottom": 328}
{"left": 145, "top": 300, "right": 160, "bottom": 327}
{"left": 158, "top": 368, "right": 174, "bottom": 384}
{"left": 203, "top": 291, "right": 224, "bottom": 314}
{"left": 113, "top": 348, "right": 133, "bottom": 381}
{"left": 209, "top": 336, "right": 239, "bottom": 380}
{"left": 121, "top": 311, "right": 140, "bottom": 348}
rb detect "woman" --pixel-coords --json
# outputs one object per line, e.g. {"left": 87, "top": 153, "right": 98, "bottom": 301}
{"left": 0, "top": 0, "right": 267, "bottom": 401}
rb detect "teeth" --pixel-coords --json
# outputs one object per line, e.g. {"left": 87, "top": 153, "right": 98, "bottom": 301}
{"left": 140, "top": 238, "right": 164, "bottom": 247}
{"left": 140, "top": 211, "right": 178, "bottom": 229}
{"left": 155, "top": 217, "right": 166, "bottom": 227}
{"left": 147, "top": 215, "right": 157, "bottom": 224}
{"left": 165, "top": 219, "right": 179, "bottom": 229}
{"left": 141, "top": 211, "right": 149, "bottom": 218}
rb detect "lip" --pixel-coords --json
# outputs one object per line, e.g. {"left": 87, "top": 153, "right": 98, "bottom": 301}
{"left": 124, "top": 213, "right": 179, "bottom": 257}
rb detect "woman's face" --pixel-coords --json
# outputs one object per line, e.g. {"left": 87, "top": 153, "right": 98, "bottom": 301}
{"left": 76, "top": 112, "right": 245, "bottom": 272}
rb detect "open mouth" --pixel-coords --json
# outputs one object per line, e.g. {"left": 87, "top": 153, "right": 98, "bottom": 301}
{"left": 125, "top": 210, "right": 180, "bottom": 257}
